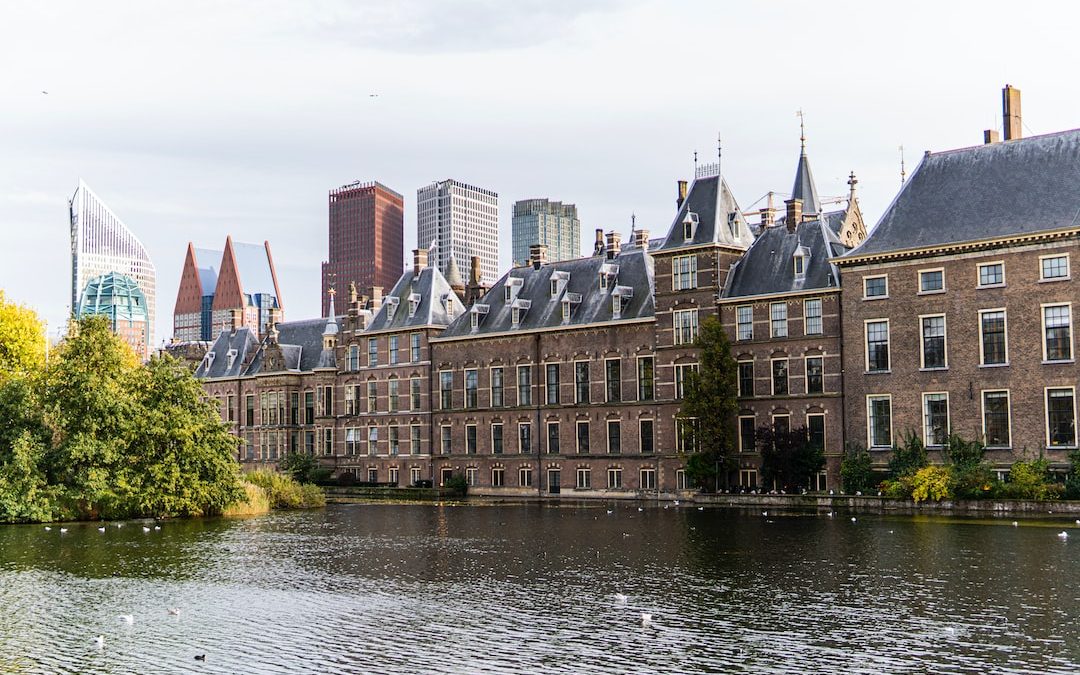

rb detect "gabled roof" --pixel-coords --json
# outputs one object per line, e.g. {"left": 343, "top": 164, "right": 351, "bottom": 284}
{"left": 365, "top": 266, "right": 465, "bottom": 332}
{"left": 196, "top": 316, "right": 341, "bottom": 378}
{"left": 231, "top": 241, "right": 280, "bottom": 302}
{"left": 193, "top": 247, "right": 221, "bottom": 296}
{"left": 723, "top": 220, "right": 846, "bottom": 298}
{"left": 844, "top": 129, "right": 1080, "bottom": 259}
{"left": 791, "top": 151, "right": 822, "bottom": 216}
{"left": 657, "top": 174, "right": 754, "bottom": 251}
{"left": 195, "top": 328, "right": 259, "bottom": 379}
{"left": 277, "top": 317, "right": 338, "bottom": 371}
{"left": 438, "top": 249, "right": 654, "bottom": 339}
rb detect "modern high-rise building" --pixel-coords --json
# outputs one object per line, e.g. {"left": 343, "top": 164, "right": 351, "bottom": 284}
{"left": 321, "top": 181, "right": 404, "bottom": 317}
{"left": 511, "top": 199, "right": 580, "bottom": 266}
{"left": 69, "top": 179, "right": 156, "bottom": 350}
{"left": 173, "top": 237, "right": 283, "bottom": 342}
{"left": 417, "top": 179, "right": 499, "bottom": 284}
{"left": 77, "top": 272, "right": 151, "bottom": 360}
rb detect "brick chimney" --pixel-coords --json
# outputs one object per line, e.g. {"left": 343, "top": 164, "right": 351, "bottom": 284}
{"left": 605, "top": 231, "right": 622, "bottom": 259}
{"left": 529, "top": 243, "right": 548, "bottom": 269}
{"left": 230, "top": 308, "right": 243, "bottom": 331}
{"left": 676, "top": 180, "right": 688, "bottom": 209}
{"left": 784, "top": 198, "right": 802, "bottom": 233}
{"left": 759, "top": 207, "right": 775, "bottom": 229}
{"left": 465, "top": 255, "right": 489, "bottom": 307}
{"left": 413, "top": 248, "right": 428, "bottom": 277}
{"left": 368, "top": 286, "right": 383, "bottom": 312}
{"left": 632, "top": 228, "right": 650, "bottom": 250}
{"left": 1003, "top": 84, "right": 1022, "bottom": 141}
{"left": 984, "top": 129, "right": 1000, "bottom": 144}
{"left": 593, "top": 228, "right": 605, "bottom": 256}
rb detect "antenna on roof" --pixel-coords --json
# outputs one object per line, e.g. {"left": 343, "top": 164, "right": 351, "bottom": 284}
{"left": 899, "top": 145, "right": 907, "bottom": 185}
{"left": 717, "top": 133, "right": 722, "bottom": 179}
{"left": 693, "top": 150, "right": 698, "bottom": 176}
{"left": 797, "top": 109, "right": 806, "bottom": 154}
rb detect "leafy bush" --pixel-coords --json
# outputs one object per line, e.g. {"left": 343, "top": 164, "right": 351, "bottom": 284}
{"left": 880, "top": 474, "right": 916, "bottom": 499}
{"left": 756, "top": 424, "right": 825, "bottom": 492}
{"left": 951, "top": 462, "right": 997, "bottom": 499}
{"left": 888, "top": 432, "right": 928, "bottom": 478}
{"left": 222, "top": 482, "right": 271, "bottom": 516}
{"left": 912, "top": 466, "right": 953, "bottom": 503}
{"left": 300, "top": 483, "right": 326, "bottom": 508}
{"left": 444, "top": 473, "right": 468, "bottom": 496}
{"left": 245, "top": 469, "right": 302, "bottom": 509}
{"left": 840, "top": 442, "right": 874, "bottom": 494}
{"left": 999, "top": 460, "right": 1061, "bottom": 500}
{"left": 281, "top": 451, "right": 331, "bottom": 485}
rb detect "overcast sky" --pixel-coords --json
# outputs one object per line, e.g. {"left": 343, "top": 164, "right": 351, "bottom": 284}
{"left": 3, "top": 0, "right": 1079, "bottom": 343}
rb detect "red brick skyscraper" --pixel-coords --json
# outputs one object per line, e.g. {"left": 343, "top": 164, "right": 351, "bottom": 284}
{"left": 321, "top": 181, "right": 404, "bottom": 316}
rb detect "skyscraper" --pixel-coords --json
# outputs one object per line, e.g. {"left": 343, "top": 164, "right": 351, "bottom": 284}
{"left": 77, "top": 272, "right": 151, "bottom": 360}
{"left": 511, "top": 199, "right": 580, "bottom": 266}
{"left": 321, "top": 181, "right": 404, "bottom": 317}
{"left": 69, "top": 179, "right": 156, "bottom": 349}
{"left": 417, "top": 179, "right": 499, "bottom": 284}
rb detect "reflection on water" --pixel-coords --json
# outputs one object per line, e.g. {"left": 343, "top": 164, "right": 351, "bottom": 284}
{"left": 0, "top": 504, "right": 1077, "bottom": 674}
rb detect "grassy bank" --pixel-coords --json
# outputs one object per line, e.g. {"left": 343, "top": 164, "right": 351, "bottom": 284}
{"left": 222, "top": 470, "right": 325, "bottom": 517}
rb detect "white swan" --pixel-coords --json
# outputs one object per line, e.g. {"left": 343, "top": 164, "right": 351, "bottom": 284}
{"left": 119, "top": 614, "right": 134, "bottom": 624}
{"left": 640, "top": 613, "right": 652, "bottom": 627}
{"left": 168, "top": 607, "right": 182, "bottom": 615}
{"left": 850, "top": 517, "right": 857, "bottom": 523}
{"left": 59, "top": 528, "right": 68, "bottom": 533}
{"left": 44, "top": 526, "right": 51, "bottom": 531}
{"left": 93, "top": 635, "right": 104, "bottom": 649}
{"left": 142, "top": 526, "right": 151, "bottom": 533}
{"left": 1058, "top": 531, "right": 1069, "bottom": 540}
{"left": 97, "top": 527, "right": 106, "bottom": 533}
{"left": 614, "top": 593, "right": 628, "bottom": 604}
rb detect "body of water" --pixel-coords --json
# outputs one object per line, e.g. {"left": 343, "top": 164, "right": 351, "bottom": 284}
{"left": 0, "top": 503, "right": 1077, "bottom": 674}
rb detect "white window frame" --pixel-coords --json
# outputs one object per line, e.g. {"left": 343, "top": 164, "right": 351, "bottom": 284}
{"left": 576, "top": 420, "right": 590, "bottom": 454}
{"left": 917, "top": 267, "right": 945, "bottom": 295}
{"left": 1045, "top": 386, "right": 1078, "bottom": 448}
{"left": 518, "top": 422, "right": 532, "bottom": 454}
{"left": 640, "top": 467, "right": 657, "bottom": 490}
{"left": 804, "top": 355, "right": 824, "bottom": 394}
{"left": 978, "top": 308, "right": 1009, "bottom": 367}
{"left": 771, "top": 413, "right": 791, "bottom": 435}
{"left": 674, "top": 363, "right": 699, "bottom": 400}
{"left": 576, "top": 467, "right": 591, "bottom": 489}
{"left": 489, "top": 366, "right": 504, "bottom": 408}
{"left": 980, "top": 389, "right": 1012, "bottom": 449}
{"left": 770, "top": 302, "right": 788, "bottom": 338}
{"left": 639, "top": 418, "right": 654, "bottom": 454}
{"left": 770, "top": 357, "right": 789, "bottom": 396}
{"left": 491, "top": 423, "right": 504, "bottom": 455}
{"left": 919, "top": 313, "right": 948, "bottom": 370}
{"left": 672, "top": 254, "right": 698, "bottom": 291}
{"left": 976, "top": 260, "right": 1006, "bottom": 289}
{"left": 806, "top": 412, "right": 826, "bottom": 451}
{"left": 738, "top": 415, "right": 756, "bottom": 453}
{"left": 675, "top": 469, "right": 688, "bottom": 491}
{"left": 862, "top": 274, "right": 888, "bottom": 300}
{"left": 1041, "top": 302, "right": 1074, "bottom": 363}
{"left": 864, "top": 319, "right": 890, "bottom": 373}
{"left": 921, "top": 391, "right": 950, "bottom": 448}
{"left": 606, "top": 419, "right": 621, "bottom": 454}
{"left": 803, "top": 298, "right": 823, "bottom": 335}
{"left": 736, "top": 305, "right": 753, "bottom": 341}
{"left": 464, "top": 423, "right": 477, "bottom": 454}
{"left": 604, "top": 357, "right": 622, "bottom": 403}
{"left": 1039, "top": 253, "right": 1071, "bottom": 282}
{"left": 606, "top": 467, "right": 623, "bottom": 489}
{"left": 673, "top": 309, "right": 699, "bottom": 345}
{"left": 866, "top": 394, "right": 893, "bottom": 449}
{"left": 737, "top": 359, "right": 754, "bottom": 397}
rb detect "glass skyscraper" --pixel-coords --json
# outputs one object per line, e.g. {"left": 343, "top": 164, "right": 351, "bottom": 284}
{"left": 512, "top": 199, "right": 580, "bottom": 266}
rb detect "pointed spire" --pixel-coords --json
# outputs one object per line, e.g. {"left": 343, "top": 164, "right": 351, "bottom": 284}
{"left": 323, "top": 285, "right": 338, "bottom": 337}
{"left": 797, "top": 109, "right": 806, "bottom": 155}
{"left": 790, "top": 120, "right": 822, "bottom": 217}
{"left": 444, "top": 254, "right": 464, "bottom": 292}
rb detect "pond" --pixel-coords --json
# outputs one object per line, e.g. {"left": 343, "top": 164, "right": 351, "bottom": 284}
{"left": 0, "top": 502, "right": 1077, "bottom": 674}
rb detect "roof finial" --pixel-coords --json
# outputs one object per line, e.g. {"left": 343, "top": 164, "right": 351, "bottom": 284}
{"left": 630, "top": 211, "right": 636, "bottom": 234}
{"left": 899, "top": 145, "right": 907, "bottom": 185}
{"left": 693, "top": 150, "right": 698, "bottom": 176}
{"left": 797, "top": 109, "right": 806, "bottom": 155}
{"left": 717, "top": 133, "right": 722, "bottom": 178}
{"left": 847, "top": 171, "right": 858, "bottom": 197}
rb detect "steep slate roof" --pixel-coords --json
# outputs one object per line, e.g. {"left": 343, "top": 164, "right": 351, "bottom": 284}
{"left": 723, "top": 220, "right": 846, "bottom": 298}
{"left": 196, "top": 316, "right": 340, "bottom": 378}
{"left": 366, "top": 265, "right": 465, "bottom": 332}
{"left": 195, "top": 328, "right": 260, "bottom": 379}
{"left": 439, "top": 249, "right": 654, "bottom": 339}
{"left": 657, "top": 174, "right": 754, "bottom": 251}
{"left": 193, "top": 247, "right": 221, "bottom": 296}
{"left": 791, "top": 151, "right": 823, "bottom": 216}
{"left": 845, "top": 129, "right": 1080, "bottom": 258}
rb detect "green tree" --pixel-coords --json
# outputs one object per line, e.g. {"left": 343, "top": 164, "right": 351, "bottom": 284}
{"left": 840, "top": 442, "right": 875, "bottom": 494}
{"left": 942, "top": 434, "right": 994, "bottom": 499}
{"left": 0, "top": 291, "right": 46, "bottom": 380}
{"left": 756, "top": 424, "right": 825, "bottom": 492}
{"left": 679, "top": 316, "right": 739, "bottom": 490}
{"left": 0, "top": 431, "right": 57, "bottom": 522}
{"left": 282, "top": 449, "right": 331, "bottom": 484}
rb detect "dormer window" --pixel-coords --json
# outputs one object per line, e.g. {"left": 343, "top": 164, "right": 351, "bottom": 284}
{"left": 511, "top": 298, "right": 532, "bottom": 328}
{"left": 385, "top": 296, "right": 400, "bottom": 321}
{"left": 470, "top": 304, "right": 489, "bottom": 331}
{"left": 441, "top": 294, "right": 454, "bottom": 320}
{"left": 226, "top": 348, "right": 237, "bottom": 370}
{"left": 550, "top": 271, "right": 570, "bottom": 299}
{"left": 562, "top": 300, "right": 571, "bottom": 322}
{"left": 612, "top": 286, "right": 634, "bottom": 319}
{"left": 561, "top": 292, "right": 582, "bottom": 324}
{"left": 793, "top": 246, "right": 810, "bottom": 279}
{"left": 682, "top": 212, "right": 700, "bottom": 241}
{"left": 408, "top": 293, "right": 421, "bottom": 318}
{"left": 505, "top": 277, "right": 524, "bottom": 302}
{"left": 550, "top": 279, "right": 558, "bottom": 296}
{"left": 203, "top": 351, "right": 216, "bottom": 371}
{"left": 599, "top": 263, "right": 619, "bottom": 291}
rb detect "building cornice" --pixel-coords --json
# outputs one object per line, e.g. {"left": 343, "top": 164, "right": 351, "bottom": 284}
{"left": 834, "top": 227, "right": 1080, "bottom": 267}
{"left": 718, "top": 286, "right": 841, "bottom": 304}
{"left": 431, "top": 316, "right": 655, "bottom": 344}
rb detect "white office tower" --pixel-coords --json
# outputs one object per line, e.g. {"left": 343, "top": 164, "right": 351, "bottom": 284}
{"left": 417, "top": 179, "right": 499, "bottom": 284}
{"left": 69, "top": 179, "right": 156, "bottom": 348}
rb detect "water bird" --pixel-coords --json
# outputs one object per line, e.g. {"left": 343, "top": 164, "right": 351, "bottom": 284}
{"left": 850, "top": 517, "right": 857, "bottom": 523}
{"left": 641, "top": 613, "right": 652, "bottom": 627}
{"left": 97, "top": 526, "right": 106, "bottom": 533}
{"left": 762, "top": 511, "right": 768, "bottom": 517}
{"left": 1075, "top": 519, "right": 1080, "bottom": 525}
{"left": 637, "top": 507, "right": 644, "bottom": 512}
{"left": 1012, "top": 521, "right": 1019, "bottom": 527}
{"left": 119, "top": 614, "right": 134, "bottom": 624}
{"left": 827, "top": 512, "right": 834, "bottom": 517}
{"left": 168, "top": 607, "right": 182, "bottom": 615}
{"left": 44, "top": 526, "right": 51, "bottom": 531}
{"left": 614, "top": 593, "right": 628, "bottom": 604}
{"left": 195, "top": 654, "right": 206, "bottom": 661}
{"left": 143, "top": 526, "right": 151, "bottom": 532}
{"left": 855, "top": 491, "right": 863, "bottom": 496}
{"left": 93, "top": 635, "right": 104, "bottom": 649}
{"left": 697, "top": 506, "right": 704, "bottom": 511}
{"left": 59, "top": 527, "right": 68, "bottom": 533}
{"left": 1058, "top": 531, "right": 1069, "bottom": 540}
{"left": 673, "top": 500, "right": 680, "bottom": 506}
{"left": 829, "top": 490, "right": 834, "bottom": 496}
{"left": 154, "top": 525, "right": 161, "bottom": 531}
{"left": 606, "top": 509, "right": 613, "bottom": 515}
{"left": 116, "top": 523, "right": 123, "bottom": 528}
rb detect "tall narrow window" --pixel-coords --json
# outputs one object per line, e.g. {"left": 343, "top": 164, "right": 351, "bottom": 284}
{"left": 1043, "top": 304, "right": 1073, "bottom": 361}
{"left": 607, "top": 420, "right": 621, "bottom": 454}
{"left": 868, "top": 395, "right": 892, "bottom": 448}
{"left": 388, "top": 378, "right": 399, "bottom": 412}
{"left": 640, "top": 420, "right": 654, "bottom": 454}
{"left": 637, "top": 357, "right": 654, "bottom": 401}
{"left": 490, "top": 367, "right": 504, "bottom": 407}
{"left": 866, "top": 320, "right": 890, "bottom": 372}
{"left": 805, "top": 356, "right": 823, "bottom": 394}
{"left": 576, "top": 468, "right": 591, "bottom": 489}
{"left": 673, "top": 309, "right": 699, "bottom": 345}
{"left": 546, "top": 364, "right": 560, "bottom": 405}
{"left": 368, "top": 337, "right": 378, "bottom": 367}
{"left": 739, "top": 417, "right": 755, "bottom": 452}
{"left": 367, "top": 381, "right": 377, "bottom": 413}
{"left": 519, "top": 423, "right": 532, "bottom": 453}
{"left": 389, "top": 426, "right": 400, "bottom": 456}
{"left": 547, "top": 422, "right": 560, "bottom": 454}
{"left": 1047, "top": 388, "right": 1076, "bottom": 447}
{"left": 674, "top": 363, "right": 699, "bottom": 400}
{"left": 771, "top": 359, "right": 788, "bottom": 395}
{"left": 980, "top": 310, "right": 1007, "bottom": 365}
{"left": 465, "top": 424, "right": 477, "bottom": 454}
{"left": 465, "top": 369, "right": 478, "bottom": 408}
{"left": 304, "top": 392, "right": 314, "bottom": 424}
{"left": 410, "top": 332, "right": 422, "bottom": 362}
{"left": 982, "top": 391, "right": 1010, "bottom": 447}
{"left": 736, "top": 305, "right": 753, "bottom": 341}
{"left": 804, "top": 298, "right": 822, "bottom": 335}
{"left": 923, "top": 393, "right": 949, "bottom": 447}
{"left": 605, "top": 359, "right": 622, "bottom": 402}
{"left": 367, "top": 426, "right": 378, "bottom": 455}
{"left": 575, "top": 362, "right": 590, "bottom": 403}
{"left": 411, "top": 378, "right": 422, "bottom": 411}
{"left": 439, "top": 371, "right": 453, "bottom": 409}
{"left": 576, "top": 421, "right": 590, "bottom": 454}
{"left": 807, "top": 414, "right": 825, "bottom": 451}
{"left": 738, "top": 361, "right": 754, "bottom": 397}
{"left": 348, "top": 345, "right": 359, "bottom": 371}
{"left": 492, "top": 423, "right": 504, "bottom": 454}
{"left": 389, "top": 335, "right": 399, "bottom": 365}
{"left": 411, "top": 426, "right": 421, "bottom": 455}
{"left": 921, "top": 315, "right": 947, "bottom": 369}
{"left": 517, "top": 365, "right": 532, "bottom": 406}
{"left": 672, "top": 254, "right": 698, "bottom": 290}
{"left": 440, "top": 426, "right": 451, "bottom": 454}
{"left": 770, "top": 302, "right": 788, "bottom": 338}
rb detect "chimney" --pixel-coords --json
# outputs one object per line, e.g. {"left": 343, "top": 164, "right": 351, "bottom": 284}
{"left": 759, "top": 207, "right": 775, "bottom": 229}
{"left": 529, "top": 243, "right": 548, "bottom": 269}
{"left": 676, "top": 180, "right": 688, "bottom": 209}
{"left": 784, "top": 198, "right": 802, "bottom": 233}
{"left": 1003, "top": 84, "right": 1022, "bottom": 141}
{"left": 984, "top": 129, "right": 1000, "bottom": 144}
{"left": 470, "top": 256, "right": 482, "bottom": 286}
{"left": 605, "top": 231, "right": 622, "bottom": 259}
{"left": 593, "top": 228, "right": 605, "bottom": 256}
{"left": 368, "top": 286, "right": 383, "bottom": 312}
{"left": 230, "top": 308, "right": 243, "bottom": 331}
{"left": 413, "top": 248, "right": 428, "bottom": 277}
{"left": 632, "top": 228, "right": 650, "bottom": 250}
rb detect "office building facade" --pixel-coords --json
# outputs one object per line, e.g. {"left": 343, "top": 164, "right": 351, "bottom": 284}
{"left": 417, "top": 179, "right": 499, "bottom": 285}
{"left": 511, "top": 199, "right": 580, "bottom": 267}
